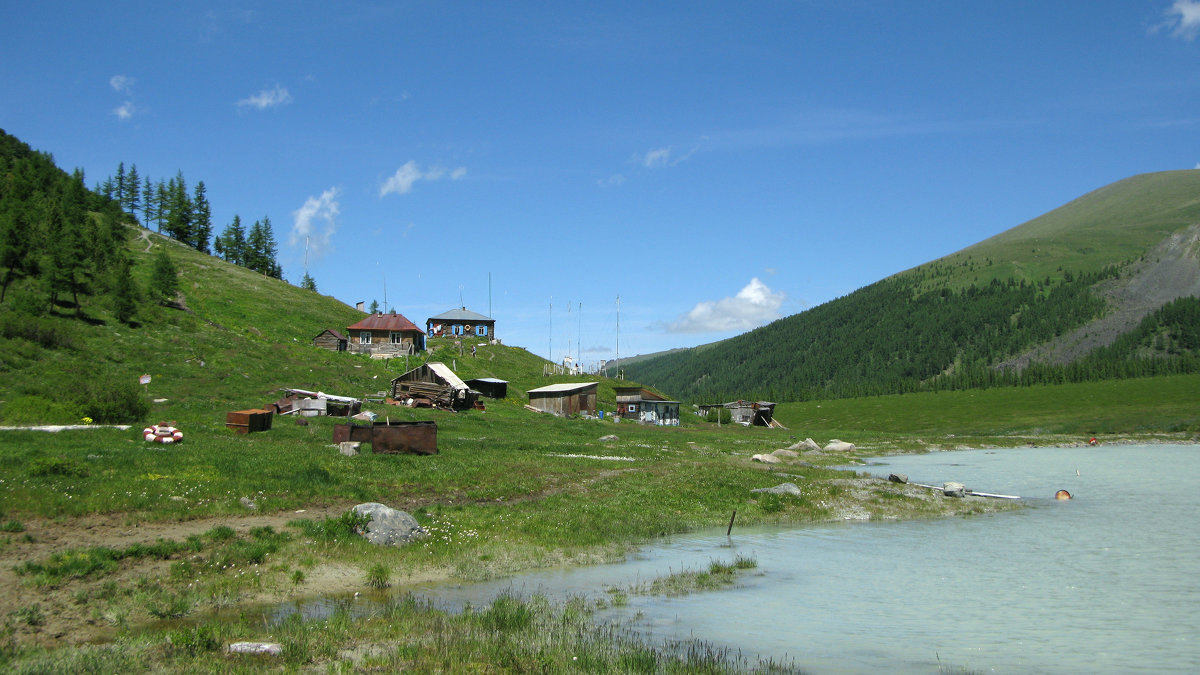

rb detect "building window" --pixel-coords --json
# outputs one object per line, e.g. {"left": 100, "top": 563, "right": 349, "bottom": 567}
{"left": 390, "top": 332, "right": 404, "bottom": 344}
{"left": 477, "top": 325, "right": 488, "bottom": 336}
{"left": 360, "top": 332, "right": 372, "bottom": 345}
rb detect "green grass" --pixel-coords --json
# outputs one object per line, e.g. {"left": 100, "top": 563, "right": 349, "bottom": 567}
{"left": 910, "top": 170, "right": 1200, "bottom": 288}
{"left": 774, "top": 374, "right": 1200, "bottom": 444}
{"left": 1, "top": 220, "right": 1196, "bottom": 672}
{"left": 2, "top": 592, "right": 802, "bottom": 674}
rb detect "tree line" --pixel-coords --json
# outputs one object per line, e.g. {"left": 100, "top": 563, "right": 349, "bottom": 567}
{"left": 0, "top": 128, "right": 305, "bottom": 327}
{"left": 623, "top": 267, "right": 1200, "bottom": 403}
{"left": 97, "top": 162, "right": 283, "bottom": 279}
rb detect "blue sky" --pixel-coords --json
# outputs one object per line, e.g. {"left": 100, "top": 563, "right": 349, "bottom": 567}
{"left": 4, "top": 1, "right": 1200, "bottom": 367}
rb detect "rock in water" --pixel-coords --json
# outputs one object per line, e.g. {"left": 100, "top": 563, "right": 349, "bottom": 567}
{"left": 352, "top": 503, "right": 429, "bottom": 546}
{"left": 942, "top": 482, "right": 966, "bottom": 498}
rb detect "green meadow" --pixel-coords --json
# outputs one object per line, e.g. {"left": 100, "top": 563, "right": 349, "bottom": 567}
{"left": 2, "top": 226, "right": 1198, "bottom": 671}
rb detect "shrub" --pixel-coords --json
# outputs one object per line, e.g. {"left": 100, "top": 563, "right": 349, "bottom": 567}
{"left": 74, "top": 375, "right": 148, "bottom": 424}
{"left": 0, "top": 395, "right": 79, "bottom": 425}
{"left": 365, "top": 563, "right": 390, "bottom": 589}
{"left": 28, "top": 456, "right": 89, "bottom": 478}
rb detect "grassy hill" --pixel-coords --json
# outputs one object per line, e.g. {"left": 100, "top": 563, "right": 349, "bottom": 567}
{"left": 624, "top": 170, "right": 1200, "bottom": 402}
{"left": 0, "top": 225, "right": 638, "bottom": 425}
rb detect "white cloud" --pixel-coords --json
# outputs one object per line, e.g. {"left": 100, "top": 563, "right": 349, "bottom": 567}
{"left": 109, "top": 75, "right": 135, "bottom": 93}
{"left": 237, "top": 85, "right": 292, "bottom": 110}
{"left": 1167, "top": 0, "right": 1200, "bottom": 39}
{"left": 113, "top": 101, "right": 137, "bottom": 121}
{"left": 666, "top": 278, "right": 785, "bottom": 333}
{"left": 290, "top": 187, "right": 340, "bottom": 263}
{"left": 642, "top": 147, "right": 672, "bottom": 168}
{"left": 637, "top": 145, "right": 697, "bottom": 169}
{"left": 379, "top": 160, "right": 467, "bottom": 197}
{"left": 598, "top": 173, "right": 626, "bottom": 187}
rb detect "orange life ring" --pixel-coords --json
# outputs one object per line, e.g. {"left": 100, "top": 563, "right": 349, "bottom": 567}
{"left": 144, "top": 424, "right": 183, "bottom": 444}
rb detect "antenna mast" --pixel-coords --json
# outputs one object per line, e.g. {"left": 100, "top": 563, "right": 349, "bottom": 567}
{"left": 615, "top": 295, "right": 620, "bottom": 375}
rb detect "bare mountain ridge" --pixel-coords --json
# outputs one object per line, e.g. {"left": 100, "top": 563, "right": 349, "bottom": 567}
{"left": 999, "top": 223, "right": 1200, "bottom": 369}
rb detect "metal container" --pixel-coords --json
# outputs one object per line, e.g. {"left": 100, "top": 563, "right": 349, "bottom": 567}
{"left": 332, "top": 420, "right": 437, "bottom": 454}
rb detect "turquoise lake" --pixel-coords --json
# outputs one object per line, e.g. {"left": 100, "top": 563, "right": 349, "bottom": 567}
{"left": 285, "top": 443, "right": 1200, "bottom": 673}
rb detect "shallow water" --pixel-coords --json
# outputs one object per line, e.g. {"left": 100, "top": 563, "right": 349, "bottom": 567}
{"left": 282, "top": 444, "right": 1200, "bottom": 673}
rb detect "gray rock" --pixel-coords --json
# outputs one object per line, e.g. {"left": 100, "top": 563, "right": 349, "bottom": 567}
{"left": 352, "top": 502, "right": 429, "bottom": 546}
{"left": 942, "top": 481, "right": 966, "bottom": 498}
{"left": 824, "top": 439, "right": 856, "bottom": 452}
{"left": 228, "top": 642, "right": 282, "bottom": 656}
{"left": 789, "top": 438, "right": 823, "bottom": 452}
{"left": 239, "top": 496, "right": 257, "bottom": 510}
{"left": 772, "top": 448, "right": 799, "bottom": 458}
{"left": 888, "top": 473, "right": 908, "bottom": 484}
{"left": 339, "top": 441, "right": 360, "bottom": 456}
{"left": 599, "top": 434, "right": 619, "bottom": 442}
{"left": 751, "top": 482, "right": 803, "bottom": 497}
{"left": 751, "top": 453, "right": 782, "bottom": 463}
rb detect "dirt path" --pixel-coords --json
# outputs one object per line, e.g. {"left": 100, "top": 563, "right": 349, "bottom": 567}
{"left": 0, "top": 503, "right": 352, "bottom": 645}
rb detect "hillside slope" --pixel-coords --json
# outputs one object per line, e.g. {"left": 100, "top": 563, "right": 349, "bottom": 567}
{"left": 624, "top": 170, "right": 1200, "bottom": 401}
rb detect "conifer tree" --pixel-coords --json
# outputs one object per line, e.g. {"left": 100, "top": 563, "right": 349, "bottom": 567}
{"left": 124, "top": 164, "right": 140, "bottom": 215}
{"left": 215, "top": 215, "right": 247, "bottom": 265}
{"left": 164, "top": 172, "right": 193, "bottom": 244}
{"left": 150, "top": 248, "right": 179, "bottom": 305}
{"left": 114, "top": 162, "right": 126, "bottom": 206}
{"left": 192, "top": 181, "right": 212, "bottom": 253}
{"left": 142, "top": 176, "right": 155, "bottom": 226}
{"left": 155, "top": 180, "right": 168, "bottom": 232}
{"left": 301, "top": 272, "right": 317, "bottom": 291}
{"left": 246, "top": 216, "right": 281, "bottom": 278}
{"left": 111, "top": 255, "right": 138, "bottom": 324}
{"left": 0, "top": 208, "right": 36, "bottom": 304}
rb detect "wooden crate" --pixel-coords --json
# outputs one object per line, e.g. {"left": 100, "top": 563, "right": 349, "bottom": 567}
{"left": 226, "top": 408, "right": 273, "bottom": 434}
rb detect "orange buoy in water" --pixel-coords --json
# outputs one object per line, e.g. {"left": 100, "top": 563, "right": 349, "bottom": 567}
{"left": 1055, "top": 489, "right": 1072, "bottom": 500}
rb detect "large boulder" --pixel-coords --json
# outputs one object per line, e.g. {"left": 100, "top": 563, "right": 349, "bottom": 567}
{"left": 771, "top": 448, "right": 799, "bottom": 459}
{"left": 787, "top": 438, "right": 823, "bottom": 452}
{"left": 352, "top": 503, "right": 429, "bottom": 546}
{"left": 751, "top": 483, "right": 803, "bottom": 497}
{"left": 942, "top": 482, "right": 966, "bottom": 498}
{"left": 823, "top": 439, "right": 856, "bottom": 452}
{"left": 751, "top": 453, "right": 782, "bottom": 464}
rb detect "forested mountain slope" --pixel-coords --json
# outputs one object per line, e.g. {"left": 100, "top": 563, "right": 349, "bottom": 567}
{"left": 624, "top": 171, "right": 1200, "bottom": 402}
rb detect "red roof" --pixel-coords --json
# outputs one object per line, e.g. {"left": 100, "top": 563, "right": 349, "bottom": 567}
{"left": 347, "top": 313, "right": 421, "bottom": 332}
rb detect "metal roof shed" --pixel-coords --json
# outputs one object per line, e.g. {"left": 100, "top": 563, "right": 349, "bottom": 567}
{"left": 466, "top": 377, "right": 508, "bottom": 399}
{"left": 526, "top": 382, "right": 598, "bottom": 417}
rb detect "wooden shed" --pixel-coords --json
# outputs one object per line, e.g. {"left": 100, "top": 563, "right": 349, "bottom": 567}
{"left": 699, "top": 400, "right": 777, "bottom": 426}
{"left": 614, "top": 386, "right": 665, "bottom": 420}
{"left": 313, "top": 328, "right": 348, "bottom": 351}
{"left": 466, "top": 377, "right": 508, "bottom": 399}
{"left": 390, "top": 362, "right": 477, "bottom": 410}
{"left": 639, "top": 399, "right": 680, "bottom": 426}
{"left": 526, "top": 382, "right": 598, "bottom": 417}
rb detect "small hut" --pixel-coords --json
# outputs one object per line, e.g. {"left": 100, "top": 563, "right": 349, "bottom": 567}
{"left": 640, "top": 399, "right": 680, "bottom": 426}
{"left": 390, "top": 362, "right": 476, "bottom": 410}
{"left": 313, "top": 328, "right": 348, "bottom": 352}
{"left": 466, "top": 377, "right": 508, "bottom": 400}
{"left": 526, "top": 382, "right": 598, "bottom": 417}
